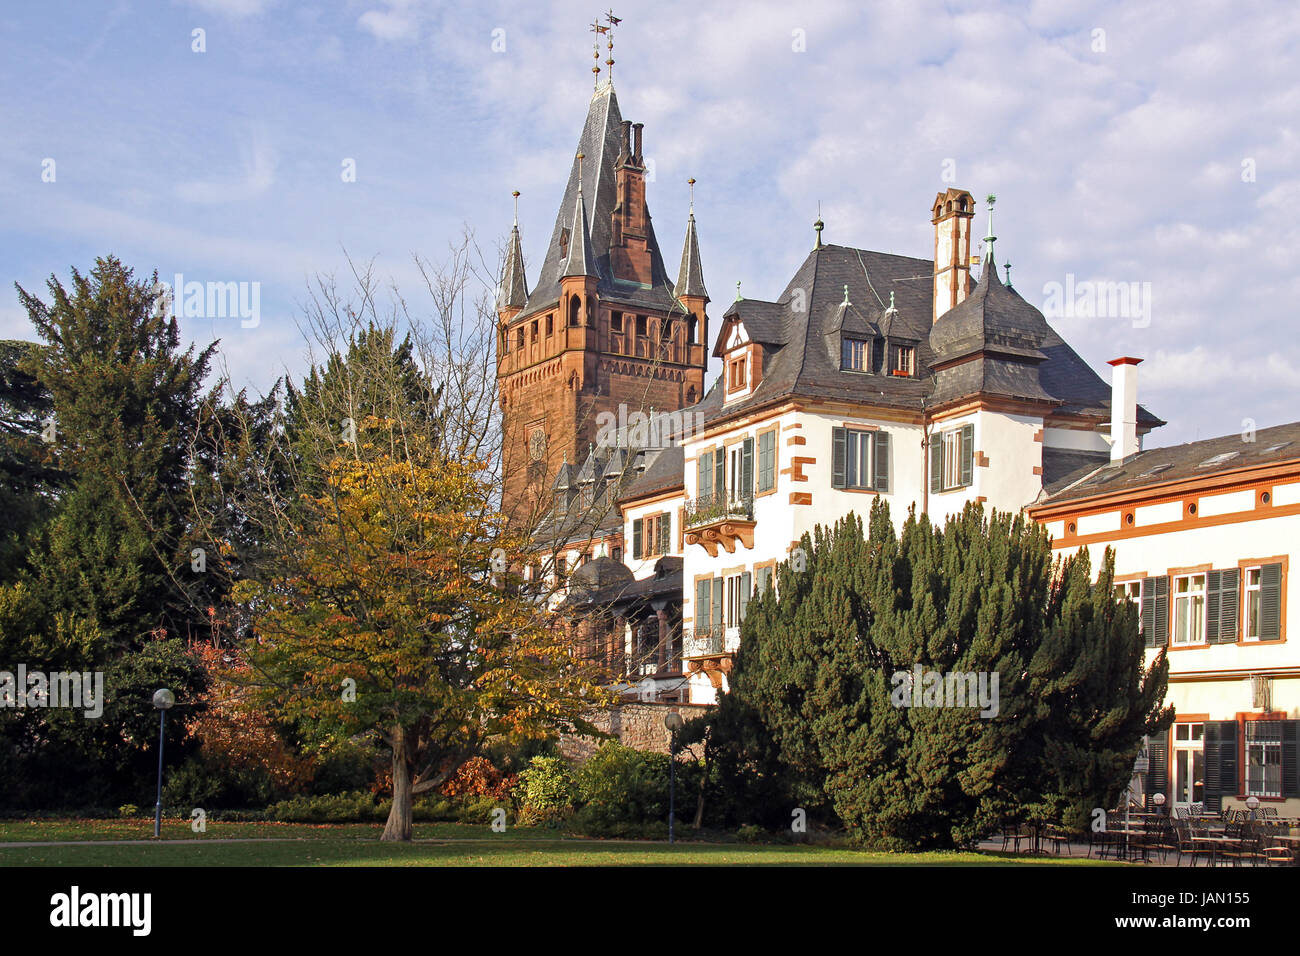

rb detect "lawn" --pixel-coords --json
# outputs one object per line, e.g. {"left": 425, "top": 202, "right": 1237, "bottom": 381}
{"left": 0, "top": 819, "right": 1113, "bottom": 866}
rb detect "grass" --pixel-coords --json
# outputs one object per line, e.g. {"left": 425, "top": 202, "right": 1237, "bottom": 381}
{"left": 0, "top": 818, "right": 1115, "bottom": 866}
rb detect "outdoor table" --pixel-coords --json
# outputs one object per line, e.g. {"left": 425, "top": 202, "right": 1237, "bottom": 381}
{"left": 1191, "top": 836, "right": 1239, "bottom": 867}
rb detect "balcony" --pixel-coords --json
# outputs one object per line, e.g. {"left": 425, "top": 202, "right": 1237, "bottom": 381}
{"left": 680, "top": 626, "right": 734, "bottom": 689}
{"left": 683, "top": 492, "right": 756, "bottom": 556}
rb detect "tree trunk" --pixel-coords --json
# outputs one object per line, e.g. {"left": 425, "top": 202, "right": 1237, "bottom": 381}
{"left": 381, "top": 728, "right": 414, "bottom": 842}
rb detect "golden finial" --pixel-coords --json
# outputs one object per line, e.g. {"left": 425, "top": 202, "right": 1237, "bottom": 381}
{"left": 590, "top": 18, "right": 605, "bottom": 87}
{"left": 511, "top": 190, "right": 520, "bottom": 224}
{"left": 688, "top": 177, "right": 696, "bottom": 214}
{"left": 605, "top": 10, "right": 620, "bottom": 84}
{"left": 577, "top": 151, "right": 585, "bottom": 186}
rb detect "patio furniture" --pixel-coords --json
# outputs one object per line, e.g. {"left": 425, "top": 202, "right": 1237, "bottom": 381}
{"left": 999, "top": 823, "right": 1027, "bottom": 854}
{"left": 1171, "top": 823, "right": 1213, "bottom": 867}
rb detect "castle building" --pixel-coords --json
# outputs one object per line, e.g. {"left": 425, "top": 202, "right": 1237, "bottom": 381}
{"left": 497, "top": 55, "right": 1299, "bottom": 802}
{"left": 495, "top": 79, "right": 708, "bottom": 521}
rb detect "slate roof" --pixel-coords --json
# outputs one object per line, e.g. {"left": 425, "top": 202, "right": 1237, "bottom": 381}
{"left": 1037, "top": 421, "right": 1300, "bottom": 505}
{"left": 513, "top": 83, "right": 678, "bottom": 323}
{"left": 617, "top": 445, "right": 684, "bottom": 502}
{"left": 697, "top": 242, "right": 1164, "bottom": 432}
{"left": 675, "top": 213, "right": 707, "bottom": 299}
{"left": 497, "top": 223, "right": 528, "bottom": 311}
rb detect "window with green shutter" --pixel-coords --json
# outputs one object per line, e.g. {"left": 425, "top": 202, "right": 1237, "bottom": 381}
{"left": 1260, "top": 562, "right": 1282, "bottom": 641}
{"left": 632, "top": 518, "right": 643, "bottom": 560}
{"left": 932, "top": 423, "right": 974, "bottom": 493}
{"left": 831, "top": 426, "right": 890, "bottom": 491}
{"left": 697, "top": 450, "right": 713, "bottom": 500}
{"left": 1206, "top": 568, "right": 1240, "bottom": 643}
{"left": 1203, "top": 720, "right": 1240, "bottom": 811}
{"left": 758, "top": 430, "right": 776, "bottom": 492}
{"left": 1140, "top": 575, "right": 1169, "bottom": 648}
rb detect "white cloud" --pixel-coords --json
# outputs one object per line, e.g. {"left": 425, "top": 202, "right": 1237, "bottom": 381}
{"left": 179, "top": 0, "right": 274, "bottom": 18}
{"left": 357, "top": 1, "right": 422, "bottom": 43}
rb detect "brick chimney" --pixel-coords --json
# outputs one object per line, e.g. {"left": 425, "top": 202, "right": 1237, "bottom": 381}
{"left": 932, "top": 188, "right": 975, "bottom": 323}
{"left": 1107, "top": 356, "right": 1141, "bottom": 461}
{"left": 610, "top": 119, "right": 652, "bottom": 285}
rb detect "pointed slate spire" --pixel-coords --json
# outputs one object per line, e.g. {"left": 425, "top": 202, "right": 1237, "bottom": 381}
{"left": 675, "top": 179, "right": 707, "bottom": 299}
{"left": 498, "top": 192, "right": 529, "bottom": 311}
{"left": 561, "top": 154, "right": 599, "bottom": 279}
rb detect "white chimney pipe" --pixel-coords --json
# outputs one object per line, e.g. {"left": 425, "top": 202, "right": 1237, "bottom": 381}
{"left": 1107, "top": 357, "right": 1141, "bottom": 462}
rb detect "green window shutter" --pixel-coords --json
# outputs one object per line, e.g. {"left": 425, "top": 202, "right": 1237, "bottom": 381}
{"left": 740, "top": 571, "right": 752, "bottom": 621}
{"left": 742, "top": 436, "right": 754, "bottom": 497}
{"left": 1206, "top": 569, "right": 1222, "bottom": 642}
{"left": 960, "top": 423, "right": 974, "bottom": 487}
{"left": 697, "top": 451, "right": 712, "bottom": 500}
{"left": 658, "top": 514, "right": 671, "bottom": 555}
{"left": 930, "top": 430, "right": 944, "bottom": 494}
{"left": 714, "top": 446, "right": 725, "bottom": 500}
{"left": 873, "top": 431, "right": 890, "bottom": 492}
{"left": 1146, "top": 732, "right": 1168, "bottom": 810}
{"left": 758, "top": 431, "right": 775, "bottom": 491}
{"left": 1151, "top": 576, "right": 1169, "bottom": 648}
{"left": 632, "top": 518, "right": 643, "bottom": 560}
{"left": 1283, "top": 721, "right": 1300, "bottom": 799}
{"left": 712, "top": 576, "right": 723, "bottom": 632}
{"left": 1217, "top": 568, "right": 1240, "bottom": 643}
{"left": 756, "top": 566, "right": 772, "bottom": 595}
{"left": 1260, "top": 562, "right": 1282, "bottom": 640}
{"left": 1140, "top": 576, "right": 1156, "bottom": 647}
{"left": 696, "top": 578, "right": 710, "bottom": 633}
{"left": 832, "top": 427, "right": 846, "bottom": 488}
{"left": 1203, "top": 720, "right": 1239, "bottom": 811}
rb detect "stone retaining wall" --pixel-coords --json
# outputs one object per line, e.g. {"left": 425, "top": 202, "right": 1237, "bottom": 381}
{"left": 559, "top": 702, "right": 712, "bottom": 760}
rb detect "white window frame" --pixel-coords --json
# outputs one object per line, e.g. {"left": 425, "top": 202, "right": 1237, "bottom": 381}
{"left": 843, "top": 429, "right": 874, "bottom": 490}
{"left": 1243, "top": 565, "right": 1262, "bottom": 641}
{"left": 1245, "top": 722, "right": 1282, "bottom": 798}
{"left": 942, "top": 428, "right": 963, "bottom": 491}
{"left": 1172, "top": 573, "right": 1207, "bottom": 645}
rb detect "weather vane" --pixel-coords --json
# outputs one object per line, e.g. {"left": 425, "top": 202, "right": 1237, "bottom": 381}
{"left": 591, "top": 11, "right": 621, "bottom": 87}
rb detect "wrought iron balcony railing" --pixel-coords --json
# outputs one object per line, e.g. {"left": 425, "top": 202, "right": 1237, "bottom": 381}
{"left": 684, "top": 491, "right": 755, "bottom": 529}
{"left": 681, "top": 626, "right": 725, "bottom": 658}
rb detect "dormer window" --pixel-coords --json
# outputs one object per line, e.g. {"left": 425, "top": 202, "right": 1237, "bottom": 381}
{"left": 893, "top": 345, "right": 915, "bottom": 376}
{"left": 728, "top": 356, "right": 747, "bottom": 391}
{"left": 841, "top": 337, "right": 868, "bottom": 372}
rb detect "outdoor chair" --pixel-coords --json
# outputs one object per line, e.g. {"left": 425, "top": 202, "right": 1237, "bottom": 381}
{"left": 999, "top": 823, "right": 1027, "bottom": 854}
{"left": 1171, "top": 823, "right": 1213, "bottom": 867}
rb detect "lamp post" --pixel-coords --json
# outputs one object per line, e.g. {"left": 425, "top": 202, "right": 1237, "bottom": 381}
{"left": 1246, "top": 795, "right": 1260, "bottom": 822}
{"left": 1153, "top": 792, "right": 1166, "bottom": 817}
{"left": 152, "top": 688, "right": 175, "bottom": 838}
{"left": 664, "top": 711, "right": 684, "bottom": 844}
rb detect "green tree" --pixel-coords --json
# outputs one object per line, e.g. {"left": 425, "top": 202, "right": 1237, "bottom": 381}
{"left": 710, "top": 499, "right": 1171, "bottom": 849}
{"left": 15, "top": 257, "right": 217, "bottom": 649}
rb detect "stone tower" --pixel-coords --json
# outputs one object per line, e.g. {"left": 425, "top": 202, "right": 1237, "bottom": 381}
{"left": 496, "top": 81, "right": 709, "bottom": 519}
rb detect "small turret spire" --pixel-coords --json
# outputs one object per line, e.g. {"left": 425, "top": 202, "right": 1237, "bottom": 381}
{"left": 735, "top": 281, "right": 743, "bottom": 302}
{"left": 561, "top": 153, "right": 598, "bottom": 279}
{"left": 497, "top": 189, "right": 529, "bottom": 312}
{"left": 983, "top": 193, "right": 997, "bottom": 267}
{"left": 814, "top": 201, "right": 824, "bottom": 250}
{"left": 1004, "top": 262, "right": 1012, "bottom": 290}
{"left": 676, "top": 179, "right": 708, "bottom": 301}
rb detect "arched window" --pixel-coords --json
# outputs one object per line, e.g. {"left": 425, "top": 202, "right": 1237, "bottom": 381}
{"left": 586, "top": 296, "right": 595, "bottom": 328}
{"left": 688, "top": 314, "right": 699, "bottom": 344}
{"left": 568, "top": 296, "right": 580, "bottom": 327}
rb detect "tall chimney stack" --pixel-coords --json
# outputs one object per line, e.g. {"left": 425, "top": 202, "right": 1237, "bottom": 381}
{"left": 931, "top": 188, "right": 975, "bottom": 324}
{"left": 1107, "top": 357, "right": 1142, "bottom": 462}
{"left": 632, "top": 122, "right": 644, "bottom": 165}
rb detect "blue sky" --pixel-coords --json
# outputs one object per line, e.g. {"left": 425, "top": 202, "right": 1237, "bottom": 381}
{"left": 2, "top": 0, "right": 1297, "bottom": 447}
